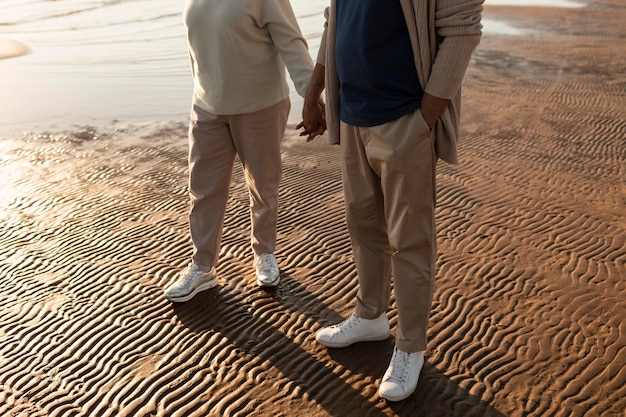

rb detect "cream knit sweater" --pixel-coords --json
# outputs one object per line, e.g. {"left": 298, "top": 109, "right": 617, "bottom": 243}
{"left": 184, "top": 0, "right": 314, "bottom": 115}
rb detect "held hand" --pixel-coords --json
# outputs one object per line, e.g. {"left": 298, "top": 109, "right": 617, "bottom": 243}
{"left": 297, "top": 120, "right": 325, "bottom": 142}
{"left": 299, "top": 63, "right": 327, "bottom": 141}
{"left": 299, "top": 97, "right": 326, "bottom": 142}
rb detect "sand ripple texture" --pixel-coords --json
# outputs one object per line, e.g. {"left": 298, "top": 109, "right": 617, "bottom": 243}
{"left": 1, "top": 4, "right": 625, "bottom": 417}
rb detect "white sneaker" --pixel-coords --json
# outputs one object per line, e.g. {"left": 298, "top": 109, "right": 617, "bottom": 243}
{"left": 378, "top": 347, "right": 424, "bottom": 401}
{"left": 315, "top": 313, "right": 390, "bottom": 348}
{"left": 164, "top": 264, "right": 217, "bottom": 302}
{"left": 254, "top": 253, "right": 280, "bottom": 287}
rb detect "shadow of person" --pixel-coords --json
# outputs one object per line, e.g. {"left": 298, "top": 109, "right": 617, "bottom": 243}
{"left": 172, "top": 280, "right": 390, "bottom": 417}
{"left": 327, "top": 340, "right": 506, "bottom": 417}
{"left": 171, "top": 266, "right": 506, "bottom": 417}
{"left": 255, "top": 271, "right": 347, "bottom": 324}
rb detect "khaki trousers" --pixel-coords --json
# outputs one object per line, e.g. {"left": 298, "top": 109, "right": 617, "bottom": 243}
{"left": 340, "top": 108, "right": 437, "bottom": 353}
{"left": 188, "top": 99, "right": 290, "bottom": 270}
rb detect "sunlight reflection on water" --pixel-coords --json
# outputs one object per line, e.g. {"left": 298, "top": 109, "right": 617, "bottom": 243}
{"left": 0, "top": 0, "right": 585, "bottom": 139}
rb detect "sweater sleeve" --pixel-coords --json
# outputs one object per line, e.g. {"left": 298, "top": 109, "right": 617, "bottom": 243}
{"left": 424, "top": 0, "right": 483, "bottom": 100}
{"left": 262, "top": 0, "right": 315, "bottom": 98}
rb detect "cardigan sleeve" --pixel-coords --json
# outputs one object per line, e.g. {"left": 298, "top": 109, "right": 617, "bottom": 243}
{"left": 424, "top": 0, "right": 483, "bottom": 100}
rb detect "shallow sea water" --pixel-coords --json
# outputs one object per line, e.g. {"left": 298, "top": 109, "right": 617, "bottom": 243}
{"left": 0, "top": 0, "right": 585, "bottom": 139}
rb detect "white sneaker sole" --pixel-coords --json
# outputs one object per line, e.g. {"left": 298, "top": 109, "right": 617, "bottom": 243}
{"left": 378, "top": 387, "right": 416, "bottom": 402}
{"left": 256, "top": 274, "right": 280, "bottom": 288}
{"left": 165, "top": 279, "right": 217, "bottom": 302}
{"left": 316, "top": 332, "right": 391, "bottom": 348}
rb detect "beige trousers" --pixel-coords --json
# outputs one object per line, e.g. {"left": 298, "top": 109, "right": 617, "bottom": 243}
{"left": 187, "top": 99, "right": 290, "bottom": 270}
{"left": 340, "top": 108, "right": 437, "bottom": 353}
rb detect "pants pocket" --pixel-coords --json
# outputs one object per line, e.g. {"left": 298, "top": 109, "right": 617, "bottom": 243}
{"left": 414, "top": 109, "right": 432, "bottom": 139}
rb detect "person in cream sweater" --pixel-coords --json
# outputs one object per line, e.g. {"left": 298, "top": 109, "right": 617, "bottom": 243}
{"left": 165, "top": 0, "right": 314, "bottom": 301}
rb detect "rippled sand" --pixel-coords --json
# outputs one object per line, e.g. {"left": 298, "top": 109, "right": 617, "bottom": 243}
{"left": 1, "top": 2, "right": 625, "bottom": 416}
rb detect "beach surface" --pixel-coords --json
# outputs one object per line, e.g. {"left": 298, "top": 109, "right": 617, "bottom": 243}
{"left": 1, "top": 1, "right": 625, "bottom": 416}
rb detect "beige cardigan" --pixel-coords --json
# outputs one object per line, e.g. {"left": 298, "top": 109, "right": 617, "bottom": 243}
{"left": 317, "top": 0, "right": 483, "bottom": 164}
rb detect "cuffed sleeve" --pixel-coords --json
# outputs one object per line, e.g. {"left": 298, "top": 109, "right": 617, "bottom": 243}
{"left": 424, "top": 0, "right": 483, "bottom": 99}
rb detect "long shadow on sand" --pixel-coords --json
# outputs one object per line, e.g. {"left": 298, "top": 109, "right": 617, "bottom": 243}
{"left": 173, "top": 272, "right": 505, "bottom": 417}
{"left": 328, "top": 343, "right": 505, "bottom": 417}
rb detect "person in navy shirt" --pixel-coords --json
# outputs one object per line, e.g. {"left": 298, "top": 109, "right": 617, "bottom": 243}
{"left": 300, "top": 0, "right": 483, "bottom": 402}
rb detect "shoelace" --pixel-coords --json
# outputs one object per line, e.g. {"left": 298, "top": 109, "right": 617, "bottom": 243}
{"left": 387, "top": 348, "right": 411, "bottom": 383}
{"left": 178, "top": 265, "right": 201, "bottom": 287}
{"left": 257, "top": 255, "right": 276, "bottom": 271}
{"left": 260, "top": 256, "right": 273, "bottom": 269}
{"left": 336, "top": 313, "right": 361, "bottom": 332}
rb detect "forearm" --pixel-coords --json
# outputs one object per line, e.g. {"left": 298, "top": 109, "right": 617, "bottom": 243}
{"left": 305, "top": 63, "right": 325, "bottom": 102}
{"left": 300, "top": 63, "right": 326, "bottom": 140}
{"left": 424, "top": 34, "right": 481, "bottom": 100}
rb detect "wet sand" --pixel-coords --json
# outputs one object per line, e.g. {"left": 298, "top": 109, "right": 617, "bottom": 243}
{"left": 1, "top": 2, "right": 625, "bottom": 416}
